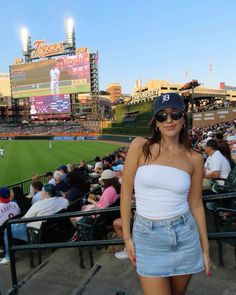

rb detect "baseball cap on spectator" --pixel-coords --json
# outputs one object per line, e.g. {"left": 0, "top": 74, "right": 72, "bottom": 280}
{"left": 58, "top": 165, "right": 68, "bottom": 173}
{"left": 95, "top": 162, "right": 103, "bottom": 169}
{"left": 0, "top": 187, "right": 10, "bottom": 203}
{"left": 153, "top": 93, "right": 185, "bottom": 116}
{"left": 100, "top": 169, "right": 115, "bottom": 181}
{"left": 112, "top": 164, "right": 124, "bottom": 172}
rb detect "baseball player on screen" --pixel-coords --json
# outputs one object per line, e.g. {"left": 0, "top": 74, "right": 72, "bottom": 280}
{"left": 50, "top": 63, "right": 60, "bottom": 95}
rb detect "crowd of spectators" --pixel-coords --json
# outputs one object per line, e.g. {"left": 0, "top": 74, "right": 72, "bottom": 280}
{"left": 192, "top": 100, "right": 236, "bottom": 112}
{"left": 0, "top": 146, "right": 128, "bottom": 264}
{"left": 0, "top": 122, "right": 92, "bottom": 135}
{"left": 0, "top": 118, "right": 235, "bottom": 265}
{"left": 189, "top": 120, "right": 236, "bottom": 155}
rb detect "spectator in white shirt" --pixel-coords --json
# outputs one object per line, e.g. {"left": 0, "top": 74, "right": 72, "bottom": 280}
{"left": 203, "top": 139, "right": 231, "bottom": 189}
{"left": 0, "top": 184, "right": 68, "bottom": 265}
{"left": 45, "top": 172, "right": 56, "bottom": 186}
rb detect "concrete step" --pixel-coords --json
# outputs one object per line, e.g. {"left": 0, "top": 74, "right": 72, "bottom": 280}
{"left": 1, "top": 240, "right": 236, "bottom": 295}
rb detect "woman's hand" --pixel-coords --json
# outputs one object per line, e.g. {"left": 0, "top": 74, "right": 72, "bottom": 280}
{"left": 203, "top": 251, "right": 211, "bottom": 277}
{"left": 125, "top": 238, "right": 136, "bottom": 266}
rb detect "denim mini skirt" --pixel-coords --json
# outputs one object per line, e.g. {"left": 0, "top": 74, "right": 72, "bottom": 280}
{"left": 133, "top": 210, "right": 204, "bottom": 277}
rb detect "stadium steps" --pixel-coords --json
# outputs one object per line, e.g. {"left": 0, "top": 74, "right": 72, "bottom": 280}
{"left": 70, "top": 245, "right": 236, "bottom": 295}
{"left": 2, "top": 241, "right": 236, "bottom": 295}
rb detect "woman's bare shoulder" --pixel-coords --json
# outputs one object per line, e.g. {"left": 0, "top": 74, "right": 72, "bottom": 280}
{"left": 131, "top": 136, "right": 148, "bottom": 147}
{"left": 188, "top": 149, "right": 204, "bottom": 166}
{"left": 128, "top": 137, "right": 148, "bottom": 157}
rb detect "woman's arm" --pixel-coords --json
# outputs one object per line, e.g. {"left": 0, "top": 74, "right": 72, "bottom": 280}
{"left": 188, "top": 151, "right": 211, "bottom": 275}
{"left": 120, "top": 137, "right": 145, "bottom": 264}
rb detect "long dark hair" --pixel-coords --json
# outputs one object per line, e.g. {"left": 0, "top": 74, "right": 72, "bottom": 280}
{"left": 217, "top": 139, "right": 235, "bottom": 169}
{"left": 103, "top": 177, "right": 121, "bottom": 194}
{"left": 142, "top": 113, "right": 192, "bottom": 161}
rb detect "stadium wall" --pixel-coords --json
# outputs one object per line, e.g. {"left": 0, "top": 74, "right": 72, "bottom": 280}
{"left": 0, "top": 133, "right": 99, "bottom": 140}
{"left": 107, "top": 103, "right": 236, "bottom": 136}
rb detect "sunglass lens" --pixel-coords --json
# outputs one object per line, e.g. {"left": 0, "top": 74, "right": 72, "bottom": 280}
{"left": 171, "top": 111, "right": 183, "bottom": 120}
{"left": 156, "top": 113, "right": 167, "bottom": 122}
{"left": 156, "top": 111, "right": 183, "bottom": 122}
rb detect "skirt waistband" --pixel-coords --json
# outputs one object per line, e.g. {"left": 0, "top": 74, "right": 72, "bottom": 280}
{"left": 135, "top": 210, "right": 191, "bottom": 226}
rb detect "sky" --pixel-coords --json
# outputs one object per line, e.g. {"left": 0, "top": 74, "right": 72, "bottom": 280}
{"left": 1, "top": 0, "right": 236, "bottom": 94}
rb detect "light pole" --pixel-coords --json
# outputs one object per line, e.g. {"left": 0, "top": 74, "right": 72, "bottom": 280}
{"left": 20, "top": 27, "right": 31, "bottom": 62}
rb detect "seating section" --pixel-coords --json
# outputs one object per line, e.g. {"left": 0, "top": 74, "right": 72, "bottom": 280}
{"left": 212, "top": 166, "right": 236, "bottom": 193}
{"left": 215, "top": 207, "right": 236, "bottom": 268}
{"left": 26, "top": 209, "right": 74, "bottom": 267}
{"left": 76, "top": 198, "right": 121, "bottom": 268}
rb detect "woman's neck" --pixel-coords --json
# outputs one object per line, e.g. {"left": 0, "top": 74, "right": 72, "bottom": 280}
{"left": 160, "top": 136, "right": 181, "bottom": 151}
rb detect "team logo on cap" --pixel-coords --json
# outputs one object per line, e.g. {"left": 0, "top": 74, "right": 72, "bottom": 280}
{"left": 162, "top": 94, "right": 170, "bottom": 103}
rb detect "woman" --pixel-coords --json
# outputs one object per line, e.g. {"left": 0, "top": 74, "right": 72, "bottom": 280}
{"left": 121, "top": 93, "right": 210, "bottom": 295}
{"left": 11, "top": 186, "right": 31, "bottom": 215}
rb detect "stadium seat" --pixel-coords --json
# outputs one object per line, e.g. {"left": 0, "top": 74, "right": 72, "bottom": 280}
{"left": 75, "top": 198, "right": 120, "bottom": 269}
{"left": 214, "top": 207, "right": 236, "bottom": 268}
{"left": 27, "top": 209, "right": 73, "bottom": 267}
{"left": 212, "top": 166, "right": 236, "bottom": 194}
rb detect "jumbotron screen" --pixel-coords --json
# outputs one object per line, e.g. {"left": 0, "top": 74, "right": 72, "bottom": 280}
{"left": 10, "top": 52, "right": 91, "bottom": 98}
{"left": 29, "top": 94, "right": 71, "bottom": 115}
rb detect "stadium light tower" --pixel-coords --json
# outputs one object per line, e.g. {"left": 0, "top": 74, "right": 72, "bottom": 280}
{"left": 65, "top": 18, "right": 76, "bottom": 51}
{"left": 20, "top": 27, "right": 31, "bottom": 62}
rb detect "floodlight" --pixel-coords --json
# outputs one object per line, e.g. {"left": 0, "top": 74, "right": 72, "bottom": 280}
{"left": 21, "top": 28, "right": 30, "bottom": 54}
{"left": 65, "top": 18, "right": 75, "bottom": 48}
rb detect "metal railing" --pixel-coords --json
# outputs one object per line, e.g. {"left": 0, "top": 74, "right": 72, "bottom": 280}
{"left": 203, "top": 191, "right": 236, "bottom": 202}
{"left": 6, "top": 207, "right": 123, "bottom": 294}
{"left": 8, "top": 175, "right": 47, "bottom": 195}
{"left": 5, "top": 192, "right": 236, "bottom": 294}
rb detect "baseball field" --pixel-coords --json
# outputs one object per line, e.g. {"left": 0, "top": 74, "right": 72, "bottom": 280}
{"left": 0, "top": 140, "right": 121, "bottom": 186}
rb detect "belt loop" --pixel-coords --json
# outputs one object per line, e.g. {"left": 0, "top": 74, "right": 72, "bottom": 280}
{"left": 182, "top": 213, "right": 187, "bottom": 225}
{"left": 150, "top": 220, "right": 153, "bottom": 230}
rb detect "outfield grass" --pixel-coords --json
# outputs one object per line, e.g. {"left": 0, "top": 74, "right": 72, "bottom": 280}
{"left": 0, "top": 140, "right": 121, "bottom": 186}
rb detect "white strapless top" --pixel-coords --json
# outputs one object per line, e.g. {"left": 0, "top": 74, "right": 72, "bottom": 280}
{"left": 134, "top": 165, "right": 191, "bottom": 219}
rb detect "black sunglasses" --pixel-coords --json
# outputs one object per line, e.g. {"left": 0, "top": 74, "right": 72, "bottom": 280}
{"left": 155, "top": 110, "right": 184, "bottom": 122}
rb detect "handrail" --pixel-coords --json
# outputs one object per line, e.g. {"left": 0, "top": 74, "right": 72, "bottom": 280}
{"left": 6, "top": 206, "right": 123, "bottom": 291}
{"left": 6, "top": 192, "right": 236, "bottom": 293}
{"left": 203, "top": 192, "right": 236, "bottom": 202}
{"left": 215, "top": 207, "right": 236, "bottom": 213}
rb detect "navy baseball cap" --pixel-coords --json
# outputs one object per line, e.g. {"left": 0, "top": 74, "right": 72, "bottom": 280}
{"left": 58, "top": 165, "right": 68, "bottom": 173}
{"left": 153, "top": 93, "right": 185, "bottom": 116}
{"left": 0, "top": 187, "right": 10, "bottom": 203}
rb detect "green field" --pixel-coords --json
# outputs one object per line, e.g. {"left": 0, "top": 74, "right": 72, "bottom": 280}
{"left": 0, "top": 140, "right": 121, "bottom": 186}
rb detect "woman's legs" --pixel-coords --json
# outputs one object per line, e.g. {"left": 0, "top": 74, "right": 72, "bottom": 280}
{"left": 113, "top": 218, "right": 123, "bottom": 238}
{"left": 170, "top": 274, "right": 192, "bottom": 295}
{"left": 139, "top": 276, "right": 171, "bottom": 295}
{"left": 139, "top": 274, "right": 192, "bottom": 295}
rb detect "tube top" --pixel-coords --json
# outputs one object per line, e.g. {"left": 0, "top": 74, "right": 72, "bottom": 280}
{"left": 134, "top": 164, "right": 191, "bottom": 219}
